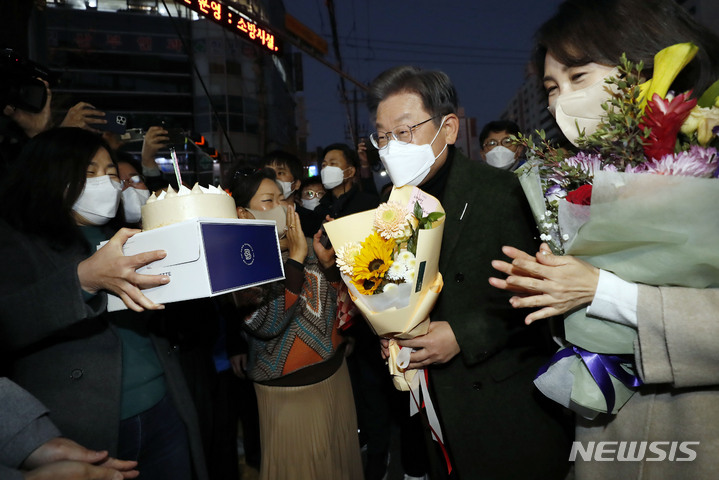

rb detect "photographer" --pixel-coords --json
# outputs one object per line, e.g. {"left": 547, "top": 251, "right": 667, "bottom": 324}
{"left": 0, "top": 48, "right": 108, "bottom": 173}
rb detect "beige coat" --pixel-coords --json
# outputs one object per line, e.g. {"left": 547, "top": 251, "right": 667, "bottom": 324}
{"left": 575, "top": 286, "right": 719, "bottom": 479}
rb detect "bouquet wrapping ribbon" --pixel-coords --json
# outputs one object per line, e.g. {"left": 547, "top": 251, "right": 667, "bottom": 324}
{"left": 324, "top": 185, "right": 446, "bottom": 390}
{"left": 520, "top": 169, "right": 719, "bottom": 416}
{"left": 324, "top": 186, "right": 451, "bottom": 471}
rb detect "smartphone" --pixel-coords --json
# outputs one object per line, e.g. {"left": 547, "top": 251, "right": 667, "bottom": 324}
{"left": 319, "top": 226, "right": 332, "bottom": 249}
{"left": 165, "top": 127, "right": 187, "bottom": 147}
{"left": 91, "top": 111, "right": 127, "bottom": 134}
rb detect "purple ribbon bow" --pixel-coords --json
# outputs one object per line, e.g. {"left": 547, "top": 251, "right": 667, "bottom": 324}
{"left": 536, "top": 346, "right": 643, "bottom": 413}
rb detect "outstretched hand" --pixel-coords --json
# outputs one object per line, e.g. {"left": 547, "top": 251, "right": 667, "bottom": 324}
{"left": 77, "top": 228, "right": 169, "bottom": 312}
{"left": 489, "top": 243, "right": 600, "bottom": 324}
{"left": 23, "top": 460, "right": 136, "bottom": 480}
{"left": 23, "top": 437, "right": 138, "bottom": 480}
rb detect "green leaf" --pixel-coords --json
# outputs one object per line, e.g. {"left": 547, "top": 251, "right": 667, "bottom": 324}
{"left": 698, "top": 78, "right": 719, "bottom": 108}
{"left": 424, "top": 212, "right": 445, "bottom": 224}
{"left": 413, "top": 201, "right": 423, "bottom": 220}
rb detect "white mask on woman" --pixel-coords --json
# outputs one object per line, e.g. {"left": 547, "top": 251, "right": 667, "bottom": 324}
{"left": 379, "top": 117, "right": 447, "bottom": 187}
{"left": 320, "top": 166, "right": 349, "bottom": 190}
{"left": 485, "top": 146, "right": 517, "bottom": 170}
{"left": 247, "top": 205, "right": 288, "bottom": 239}
{"left": 122, "top": 187, "right": 151, "bottom": 223}
{"left": 301, "top": 197, "right": 321, "bottom": 211}
{"left": 72, "top": 175, "right": 122, "bottom": 225}
{"left": 548, "top": 69, "right": 618, "bottom": 147}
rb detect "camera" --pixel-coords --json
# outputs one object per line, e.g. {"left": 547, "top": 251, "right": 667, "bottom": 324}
{"left": 0, "top": 49, "right": 58, "bottom": 113}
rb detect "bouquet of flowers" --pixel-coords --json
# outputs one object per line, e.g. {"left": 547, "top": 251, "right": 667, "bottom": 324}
{"left": 323, "top": 185, "right": 445, "bottom": 392}
{"left": 516, "top": 42, "right": 719, "bottom": 418}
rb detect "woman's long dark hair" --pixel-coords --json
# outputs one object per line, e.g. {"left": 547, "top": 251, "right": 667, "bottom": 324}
{"left": 0, "top": 127, "right": 110, "bottom": 248}
{"left": 533, "top": 0, "right": 719, "bottom": 96}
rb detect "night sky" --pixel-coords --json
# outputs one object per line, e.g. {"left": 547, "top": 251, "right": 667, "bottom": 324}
{"left": 285, "top": 0, "right": 565, "bottom": 151}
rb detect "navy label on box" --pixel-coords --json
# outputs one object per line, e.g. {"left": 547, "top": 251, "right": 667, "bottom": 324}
{"left": 202, "top": 223, "right": 284, "bottom": 293}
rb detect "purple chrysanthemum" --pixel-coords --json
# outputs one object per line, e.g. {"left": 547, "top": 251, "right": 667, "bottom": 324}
{"left": 641, "top": 145, "right": 718, "bottom": 177}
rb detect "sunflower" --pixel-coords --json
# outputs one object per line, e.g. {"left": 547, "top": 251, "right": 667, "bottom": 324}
{"left": 351, "top": 275, "right": 384, "bottom": 295}
{"left": 352, "top": 232, "right": 394, "bottom": 282}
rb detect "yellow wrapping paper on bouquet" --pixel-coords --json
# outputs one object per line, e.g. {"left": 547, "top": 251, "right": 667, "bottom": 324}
{"left": 324, "top": 185, "right": 445, "bottom": 390}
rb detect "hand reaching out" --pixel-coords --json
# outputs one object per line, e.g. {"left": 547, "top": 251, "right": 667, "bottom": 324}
{"left": 141, "top": 126, "right": 169, "bottom": 169}
{"left": 59, "top": 102, "right": 105, "bottom": 133}
{"left": 22, "top": 437, "right": 138, "bottom": 480}
{"left": 489, "top": 243, "right": 600, "bottom": 324}
{"left": 77, "top": 228, "right": 169, "bottom": 312}
{"left": 23, "top": 460, "right": 135, "bottom": 480}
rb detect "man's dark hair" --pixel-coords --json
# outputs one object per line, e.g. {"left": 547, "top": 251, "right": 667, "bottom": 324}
{"left": 260, "top": 150, "right": 304, "bottom": 182}
{"left": 479, "top": 120, "right": 522, "bottom": 146}
{"left": 321, "top": 143, "right": 359, "bottom": 169}
{"left": 367, "top": 66, "right": 458, "bottom": 126}
{"left": 300, "top": 176, "right": 323, "bottom": 191}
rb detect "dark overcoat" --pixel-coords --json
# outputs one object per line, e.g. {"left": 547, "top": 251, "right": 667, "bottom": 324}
{"left": 0, "top": 220, "right": 209, "bottom": 480}
{"left": 428, "top": 150, "right": 572, "bottom": 479}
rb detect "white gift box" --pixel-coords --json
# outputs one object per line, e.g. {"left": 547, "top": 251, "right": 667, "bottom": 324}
{"left": 105, "top": 217, "right": 284, "bottom": 311}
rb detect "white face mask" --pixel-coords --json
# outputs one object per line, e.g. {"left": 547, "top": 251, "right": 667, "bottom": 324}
{"left": 301, "top": 197, "right": 321, "bottom": 211}
{"left": 548, "top": 69, "right": 618, "bottom": 147}
{"left": 72, "top": 175, "right": 122, "bottom": 225}
{"left": 321, "top": 166, "right": 348, "bottom": 190}
{"left": 378, "top": 116, "right": 447, "bottom": 187}
{"left": 485, "top": 146, "right": 517, "bottom": 170}
{"left": 247, "top": 205, "right": 288, "bottom": 239}
{"left": 122, "top": 187, "right": 151, "bottom": 223}
{"left": 277, "top": 180, "right": 295, "bottom": 199}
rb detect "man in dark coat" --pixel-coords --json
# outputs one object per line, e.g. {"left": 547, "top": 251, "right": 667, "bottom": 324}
{"left": 368, "top": 65, "right": 571, "bottom": 479}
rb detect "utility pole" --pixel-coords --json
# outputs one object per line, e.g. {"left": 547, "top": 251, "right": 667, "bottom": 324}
{"left": 325, "top": 0, "right": 357, "bottom": 147}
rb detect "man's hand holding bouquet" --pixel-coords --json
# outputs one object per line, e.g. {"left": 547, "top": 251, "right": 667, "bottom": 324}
{"left": 324, "top": 185, "right": 448, "bottom": 451}
{"left": 514, "top": 43, "right": 719, "bottom": 418}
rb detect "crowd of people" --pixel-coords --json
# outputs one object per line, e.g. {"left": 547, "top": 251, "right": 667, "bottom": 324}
{"left": 1, "top": 0, "right": 718, "bottom": 479}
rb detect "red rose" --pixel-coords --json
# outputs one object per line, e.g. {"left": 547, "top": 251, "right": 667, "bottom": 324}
{"left": 565, "top": 184, "right": 593, "bottom": 205}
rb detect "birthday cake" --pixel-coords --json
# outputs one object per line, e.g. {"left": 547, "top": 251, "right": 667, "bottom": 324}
{"left": 142, "top": 183, "right": 237, "bottom": 230}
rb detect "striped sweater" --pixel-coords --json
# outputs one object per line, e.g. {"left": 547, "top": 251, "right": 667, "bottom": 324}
{"left": 244, "top": 242, "right": 343, "bottom": 384}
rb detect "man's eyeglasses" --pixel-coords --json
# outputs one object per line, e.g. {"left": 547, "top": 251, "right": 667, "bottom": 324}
{"left": 482, "top": 137, "right": 515, "bottom": 150}
{"left": 370, "top": 115, "right": 440, "bottom": 150}
{"left": 121, "top": 174, "right": 145, "bottom": 188}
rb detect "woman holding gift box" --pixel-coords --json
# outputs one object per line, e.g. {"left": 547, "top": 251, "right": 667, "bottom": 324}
{"left": 0, "top": 127, "right": 208, "bottom": 480}
{"left": 490, "top": 0, "right": 719, "bottom": 478}
{"left": 229, "top": 168, "right": 362, "bottom": 480}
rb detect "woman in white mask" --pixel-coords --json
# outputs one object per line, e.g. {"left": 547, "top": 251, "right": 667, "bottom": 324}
{"left": 315, "top": 142, "right": 379, "bottom": 221}
{"left": 229, "top": 167, "right": 362, "bottom": 480}
{"left": 0, "top": 127, "right": 209, "bottom": 480}
{"left": 117, "top": 159, "right": 151, "bottom": 225}
{"left": 489, "top": 1, "right": 719, "bottom": 480}
{"left": 479, "top": 120, "right": 526, "bottom": 171}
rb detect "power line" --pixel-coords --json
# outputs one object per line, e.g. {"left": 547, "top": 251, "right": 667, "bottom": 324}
{"left": 342, "top": 42, "right": 530, "bottom": 61}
